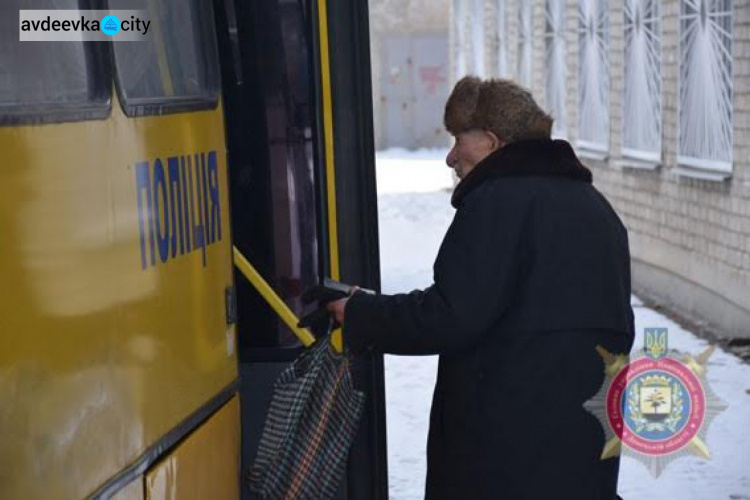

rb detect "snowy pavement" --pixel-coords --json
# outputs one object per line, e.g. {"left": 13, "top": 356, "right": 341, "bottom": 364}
{"left": 375, "top": 149, "right": 750, "bottom": 500}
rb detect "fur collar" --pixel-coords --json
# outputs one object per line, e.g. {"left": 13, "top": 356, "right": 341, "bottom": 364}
{"left": 451, "top": 139, "right": 593, "bottom": 208}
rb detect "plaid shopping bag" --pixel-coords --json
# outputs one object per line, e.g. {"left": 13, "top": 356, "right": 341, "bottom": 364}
{"left": 247, "top": 337, "right": 366, "bottom": 500}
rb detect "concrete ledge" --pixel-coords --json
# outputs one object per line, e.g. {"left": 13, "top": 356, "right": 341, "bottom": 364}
{"left": 577, "top": 148, "right": 609, "bottom": 162}
{"left": 611, "top": 157, "right": 661, "bottom": 171}
{"left": 632, "top": 257, "right": 750, "bottom": 340}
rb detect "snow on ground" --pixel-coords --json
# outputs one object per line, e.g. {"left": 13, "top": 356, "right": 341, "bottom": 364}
{"left": 621, "top": 308, "right": 750, "bottom": 500}
{"left": 376, "top": 149, "right": 750, "bottom": 500}
{"left": 375, "top": 148, "right": 455, "bottom": 194}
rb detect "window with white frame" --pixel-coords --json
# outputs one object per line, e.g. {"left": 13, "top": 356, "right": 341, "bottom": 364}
{"left": 578, "top": 0, "right": 609, "bottom": 152}
{"left": 454, "top": 0, "right": 467, "bottom": 78}
{"left": 623, "top": 0, "right": 661, "bottom": 161}
{"left": 496, "top": 0, "right": 509, "bottom": 77}
{"left": 517, "top": 1, "right": 533, "bottom": 86}
{"left": 545, "top": 0, "right": 567, "bottom": 137}
{"left": 678, "top": 0, "right": 733, "bottom": 175}
{"left": 472, "top": 0, "right": 486, "bottom": 76}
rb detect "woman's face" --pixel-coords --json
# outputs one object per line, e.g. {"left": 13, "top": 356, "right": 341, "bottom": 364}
{"left": 445, "top": 129, "right": 501, "bottom": 179}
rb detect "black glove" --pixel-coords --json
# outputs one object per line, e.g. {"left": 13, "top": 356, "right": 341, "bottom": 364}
{"left": 298, "top": 278, "right": 373, "bottom": 334}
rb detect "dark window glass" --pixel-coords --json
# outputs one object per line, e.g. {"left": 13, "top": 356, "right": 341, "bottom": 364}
{"left": 268, "top": 0, "right": 319, "bottom": 347}
{"left": 111, "top": 0, "right": 220, "bottom": 115}
{"left": 219, "top": 0, "right": 321, "bottom": 350}
{"left": 0, "top": 0, "right": 109, "bottom": 124}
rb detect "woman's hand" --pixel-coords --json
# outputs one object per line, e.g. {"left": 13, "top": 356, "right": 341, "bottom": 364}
{"left": 326, "top": 298, "right": 349, "bottom": 325}
{"left": 326, "top": 285, "right": 360, "bottom": 325}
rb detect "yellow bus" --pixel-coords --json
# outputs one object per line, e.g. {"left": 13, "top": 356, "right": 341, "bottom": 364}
{"left": 1, "top": 0, "right": 387, "bottom": 498}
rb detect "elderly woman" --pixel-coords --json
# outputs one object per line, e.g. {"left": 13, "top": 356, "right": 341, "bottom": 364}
{"left": 329, "top": 77, "right": 634, "bottom": 499}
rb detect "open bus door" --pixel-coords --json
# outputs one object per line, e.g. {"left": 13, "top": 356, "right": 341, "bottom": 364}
{"left": 212, "top": 0, "right": 388, "bottom": 498}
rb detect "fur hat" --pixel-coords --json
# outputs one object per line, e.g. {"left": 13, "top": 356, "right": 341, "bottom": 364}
{"left": 444, "top": 76, "right": 553, "bottom": 143}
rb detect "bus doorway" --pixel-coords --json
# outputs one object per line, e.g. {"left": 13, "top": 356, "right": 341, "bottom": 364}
{"left": 212, "top": 0, "right": 388, "bottom": 498}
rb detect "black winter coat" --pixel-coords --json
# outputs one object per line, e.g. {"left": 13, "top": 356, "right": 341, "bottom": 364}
{"left": 345, "top": 139, "right": 635, "bottom": 500}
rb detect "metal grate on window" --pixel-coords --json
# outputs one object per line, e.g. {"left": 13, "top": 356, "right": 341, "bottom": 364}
{"left": 517, "top": 1, "right": 533, "bottom": 86}
{"left": 678, "top": 0, "right": 733, "bottom": 174}
{"left": 577, "top": 0, "right": 609, "bottom": 152}
{"left": 545, "top": 0, "right": 567, "bottom": 138}
{"left": 472, "top": 0, "right": 486, "bottom": 76}
{"left": 496, "top": 0, "right": 509, "bottom": 77}
{"left": 623, "top": 0, "right": 661, "bottom": 162}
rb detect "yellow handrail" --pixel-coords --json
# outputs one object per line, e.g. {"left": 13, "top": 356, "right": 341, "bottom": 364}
{"left": 232, "top": 246, "right": 316, "bottom": 347}
{"left": 316, "top": 0, "right": 344, "bottom": 355}
{"left": 317, "top": 0, "right": 339, "bottom": 282}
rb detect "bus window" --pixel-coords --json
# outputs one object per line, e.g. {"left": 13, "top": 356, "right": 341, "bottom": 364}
{"left": 111, "top": 0, "right": 220, "bottom": 116}
{"left": 0, "top": 0, "right": 109, "bottom": 124}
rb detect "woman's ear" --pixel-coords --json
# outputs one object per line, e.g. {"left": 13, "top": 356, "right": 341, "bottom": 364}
{"left": 486, "top": 130, "right": 505, "bottom": 152}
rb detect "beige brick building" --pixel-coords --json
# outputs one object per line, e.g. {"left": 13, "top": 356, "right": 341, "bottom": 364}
{"left": 451, "top": 0, "right": 750, "bottom": 339}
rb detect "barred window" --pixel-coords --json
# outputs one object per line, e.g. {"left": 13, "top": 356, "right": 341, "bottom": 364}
{"left": 577, "top": 0, "right": 609, "bottom": 151}
{"left": 472, "top": 0, "right": 486, "bottom": 75}
{"left": 517, "top": 1, "right": 533, "bottom": 86}
{"left": 623, "top": 0, "right": 661, "bottom": 161}
{"left": 678, "top": 0, "right": 733, "bottom": 175}
{"left": 496, "top": 0, "right": 509, "bottom": 76}
{"left": 545, "top": 0, "right": 567, "bottom": 138}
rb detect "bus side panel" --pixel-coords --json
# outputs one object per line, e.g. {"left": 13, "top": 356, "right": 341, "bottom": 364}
{"left": 112, "top": 479, "right": 145, "bottom": 500}
{"left": 145, "top": 397, "right": 240, "bottom": 500}
{"left": 0, "top": 100, "right": 237, "bottom": 498}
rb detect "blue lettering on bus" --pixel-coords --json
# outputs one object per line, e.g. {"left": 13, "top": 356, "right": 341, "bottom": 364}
{"left": 167, "top": 157, "right": 182, "bottom": 257}
{"left": 136, "top": 161, "right": 155, "bottom": 270}
{"left": 190, "top": 153, "right": 205, "bottom": 265}
{"left": 200, "top": 152, "right": 210, "bottom": 266}
{"left": 153, "top": 159, "right": 170, "bottom": 264}
{"left": 208, "top": 151, "right": 222, "bottom": 244}
{"left": 135, "top": 150, "right": 222, "bottom": 269}
{"left": 180, "top": 156, "right": 192, "bottom": 253}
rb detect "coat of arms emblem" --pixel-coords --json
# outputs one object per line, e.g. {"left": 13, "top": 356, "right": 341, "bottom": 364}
{"left": 585, "top": 328, "right": 727, "bottom": 476}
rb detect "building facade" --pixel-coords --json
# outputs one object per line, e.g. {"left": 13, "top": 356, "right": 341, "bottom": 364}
{"left": 452, "top": 0, "right": 750, "bottom": 339}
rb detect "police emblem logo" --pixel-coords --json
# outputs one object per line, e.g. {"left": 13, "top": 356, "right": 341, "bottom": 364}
{"left": 585, "top": 328, "right": 728, "bottom": 477}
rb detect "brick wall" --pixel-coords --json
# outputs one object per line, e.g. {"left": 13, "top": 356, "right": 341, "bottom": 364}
{"left": 452, "top": 0, "right": 750, "bottom": 338}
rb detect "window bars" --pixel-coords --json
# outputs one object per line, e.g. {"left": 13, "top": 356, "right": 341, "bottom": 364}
{"left": 577, "top": 0, "right": 610, "bottom": 152}
{"left": 518, "top": 1, "right": 533, "bottom": 86}
{"left": 623, "top": 0, "right": 662, "bottom": 161}
{"left": 545, "top": 0, "right": 568, "bottom": 138}
{"left": 472, "top": 0, "right": 486, "bottom": 76}
{"left": 496, "top": 0, "right": 509, "bottom": 77}
{"left": 678, "top": 0, "right": 733, "bottom": 174}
